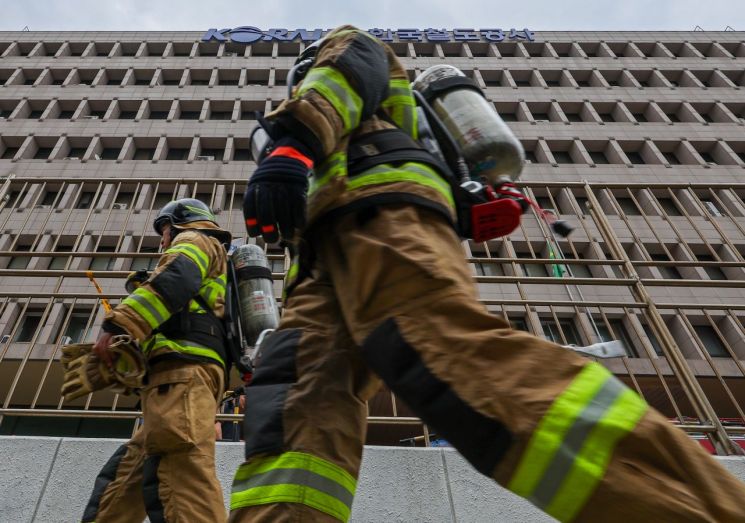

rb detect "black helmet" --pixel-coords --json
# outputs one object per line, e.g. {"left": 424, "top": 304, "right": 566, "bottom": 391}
{"left": 153, "top": 198, "right": 218, "bottom": 235}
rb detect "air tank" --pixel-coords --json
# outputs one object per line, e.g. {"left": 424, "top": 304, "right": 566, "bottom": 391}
{"left": 412, "top": 65, "right": 525, "bottom": 184}
{"left": 231, "top": 244, "right": 280, "bottom": 347}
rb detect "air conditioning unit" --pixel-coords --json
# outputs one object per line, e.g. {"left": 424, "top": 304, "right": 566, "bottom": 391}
{"left": 0, "top": 334, "right": 10, "bottom": 344}
{"left": 82, "top": 115, "right": 99, "bottom": 120}
{"left": 195, "top": 155, "right": 214, "bottom": 161}
{"left": 93, "top": 153, "right": 101, "bottom": 160}
{"left": 534, "top": 119, "right": 549, "bottom": 123}
{"left": 63, "top": 156, "right": 79, "bottom": 160}
{"left": 59, "top": 335, "right": 73, "bottom": 345}
{"left": 35, "top": 204, "right": 51, "bottom": 209}
{"left": 224, "top": 52, "right": 236, "bottom": 57}
{"left": 112, "top": 203, "right": 128, "bottom": 210}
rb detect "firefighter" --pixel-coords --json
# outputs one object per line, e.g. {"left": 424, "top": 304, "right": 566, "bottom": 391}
{"left": 230, "top": 25, "right": 745, "bottom": 523}
{"left": 81, "top": 198, "right": 231, "bottom": 523}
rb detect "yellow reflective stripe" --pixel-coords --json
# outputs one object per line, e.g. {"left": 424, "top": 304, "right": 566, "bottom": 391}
{"left": 508, "top": 363, "right": 648, "bottom": 522}
{"left": 347, "top": 163, "right": 454, "bottom": 208}
{"left": 166, "top": 244, "right": 209, "bottom": 278}
{"left": 231, "top": 451, "right": 356, "bottom": 521}
{"left": 122, "top": 288, "right": 170, "bottom": 329}
{"left": 200, "top": 276, "right": 226, "bottom": 308}
{"left": 231, "top": 483, "right": 350, "bottom": 521}
{"left": 143, "top": 334, "right": 225, "bottom": 367}
{"left": 299, "top": 67, "right": 362, "bottom": 132}
{"left": 286, "top": 261, "right": 299, "bottom": 282}
{"left": 309, "top": 151, "right": 347, "bottom": 195}
{"left": 546, "top": 388, "right": 647, "bottom": 521}
{"left": 383, "top": 79, "right": 418, "bottom": 137}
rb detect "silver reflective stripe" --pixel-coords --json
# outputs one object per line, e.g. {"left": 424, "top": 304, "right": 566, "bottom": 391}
{"left": 528, "top": 377, "right": 625, "bottom": 508}
{"left": 231, "top": 467, "right": 354, "bottom": 508}
{"left": 128, "top": 293, "right": 166, "bottom": 325}
{"left": 400, "top": 105, "right": 415, "bottom": 136}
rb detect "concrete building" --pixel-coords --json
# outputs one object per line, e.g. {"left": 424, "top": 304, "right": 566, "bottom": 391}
{"left": 0, "top": 27, "right": 744, "bottom": 521}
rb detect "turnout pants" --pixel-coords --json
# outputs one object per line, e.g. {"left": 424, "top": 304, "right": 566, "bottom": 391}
{"left": 230, "top": 205, "right": 745, "bottom": 523}
{"left": 82, "top": 361, "right": 225, "bottom": 523}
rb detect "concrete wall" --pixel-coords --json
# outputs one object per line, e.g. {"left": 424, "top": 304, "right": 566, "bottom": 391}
{"left": 2, "top": 436, "right": 745, "bottom": 522}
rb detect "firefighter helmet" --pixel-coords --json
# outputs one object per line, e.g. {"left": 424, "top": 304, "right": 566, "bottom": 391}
{"left": 153, "top": 198, "right": 217, "bottom": 235}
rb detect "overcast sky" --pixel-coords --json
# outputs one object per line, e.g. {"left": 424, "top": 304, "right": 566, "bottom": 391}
{"left": 0, "top": 0, "right": 743, "bottom": 32}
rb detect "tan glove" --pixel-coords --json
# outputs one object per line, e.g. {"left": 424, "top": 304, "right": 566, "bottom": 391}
{"left": 61, "top": 335, "right": 147, "bottom": 401}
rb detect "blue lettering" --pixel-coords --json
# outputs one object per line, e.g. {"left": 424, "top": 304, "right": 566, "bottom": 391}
{"left": 287, "top": 28, "right": 325, "bottom": 42}
{"left": 201, "top": 28, "right": 229, "bottom": 42}
{"left": 396, "top": 28, "right": 423, "bottom": 41}
{"left": 368, "top": 28, "right": 394, "bottom": 41}
{"left": 453, "top": 28, "right": 480, "bottom": 41}
{"left": 263, "top": 28, "right": 291, "bottom": 41}
{"left": 229, "top": 26, "right": 264, "bottom": 44}
{"left": 509, "top": 28, "right": 535, "bottom": 41}
{"left": 480, "top": 29, "right": 505, "bottom": 42}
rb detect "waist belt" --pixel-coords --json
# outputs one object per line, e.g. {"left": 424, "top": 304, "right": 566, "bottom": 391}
{"left": 346, "top": 128, "right": 451, "bottom": 178}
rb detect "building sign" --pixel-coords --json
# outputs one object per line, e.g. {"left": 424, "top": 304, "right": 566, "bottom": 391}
{"left": 202, "top": 27, "right": 535, "bottom": 45}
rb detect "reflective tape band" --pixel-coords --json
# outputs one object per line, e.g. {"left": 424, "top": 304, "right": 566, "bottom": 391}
{"left": 122, "top": 289, "right": 170, "bottom": 329}
{"left": 309, "top": 151, "right": 347, "bottom": 195}
{"left": 346, "top": 163, "right": 454, "bottom": 208}
{"left": 144, "top": 334, "right": 225, "bottom": 367}
{"left": 166, "top": 244, "right": 209, "bottom": 278}
{"left": 508, "top": 362, "right": 648, "bottom": 522}
{"left": 231, "top": 451, "right": 356, "bottom": 522}
{"left": 299, "top": 67, "right": 362, "bottom": 132}
{"left": 384, "top": 79, "right": 418, "bottom": 137}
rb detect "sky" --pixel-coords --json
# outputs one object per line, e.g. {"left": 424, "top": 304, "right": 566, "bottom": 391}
{"left": 0, "top": 0, "right": 743, "bottom": 32}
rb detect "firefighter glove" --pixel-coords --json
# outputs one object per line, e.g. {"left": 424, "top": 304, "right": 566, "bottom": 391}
{"left": 243, "top": 136, "right": 314, "bottom": 243}
{"left": 61, "top": 335, "right": 146, "bottom": 401}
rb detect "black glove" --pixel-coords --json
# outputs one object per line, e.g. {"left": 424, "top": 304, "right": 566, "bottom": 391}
{"left": 243, "top": 137, "right": 314, "bottom": 243}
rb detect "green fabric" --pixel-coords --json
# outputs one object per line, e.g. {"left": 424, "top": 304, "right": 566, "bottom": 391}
{"left": 231, "top": 451, "right": 357, "bottom": 521}
{"left": 508, "top": 362, "right": 648, "bottom": 522}
{"left": 547, "top": 241, "right": 567, "bottom": 278}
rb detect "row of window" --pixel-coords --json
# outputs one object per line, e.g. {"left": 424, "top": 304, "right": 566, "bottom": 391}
{"left": 3, "top": 303, "right": 739, "bottom": 362}
{"left": 2, "top": 98, "right": 744, "bottom": 127}
{"left": 2, "top": 182, "right": 742, "bottom": 220}
{"left": 1, "top": 39, "right": 744, "bottom": 60}
{"left": 3, "top": 65, "right": 745, "bottom": 89}
{"left": 0, "top": 98, "right": 268, "bottom": 121}
{"left": 3, "top": 133, "right": 744, "bottom": 167}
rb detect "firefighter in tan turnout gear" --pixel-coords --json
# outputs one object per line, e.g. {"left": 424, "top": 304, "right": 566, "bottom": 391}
{"left": 229, "top": 24, "right": 745, "bottom": 523}
{"left": 81, "top": 198, "right": 230, "bottom": 523}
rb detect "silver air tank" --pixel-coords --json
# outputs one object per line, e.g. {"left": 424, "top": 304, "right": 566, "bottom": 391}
{"left": 231, "top": 244, "right": 280, "bottom": 346}
{"left": 412, "top": 65, "right": 525, "bottom": 184}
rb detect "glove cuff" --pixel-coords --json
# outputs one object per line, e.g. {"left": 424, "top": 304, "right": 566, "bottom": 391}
{"left": 268, "top": 136, "right": 316, "bottom": 169}
{"left": 102, "top": 320, "right": 128, "bottom": 336}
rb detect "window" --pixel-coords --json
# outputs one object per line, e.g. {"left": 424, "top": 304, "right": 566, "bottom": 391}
{"left": 693, "top": 325, "right": 729, "bottom": 358}
{"left": 642, "top": 324, "right": 664, "bottom": 356}
{"left": 166, "top": 148, "right": 189, "bottom": 161}
{"left": 133, "top": 148, "right": 155, "bottom": 160}
{"left": 41, "top": 190, "right": 58, "bottom": 206}
{"left": 33, "top": 147, "right": 53, "bottom": 160}
{"left": 89, "top": 245, "right": 115, "bottom": 271}
{"left": 13, "top": 314, "right": 41, "bottom": 342}
{"left": 511, "top": 318, "right": 529, "bottom": 332}
{"left": 563, "top": 253, "right": 593, "bottom": 278}
{"left": 696, "top": 254, "right": 727, "bottom": 280}
{"left": 596, "top": 319, "right": 638, "bottom": 357}
{"left": 61, "top": 313, "right": 92, "bottom": 344}
{"left": 517, "top": 252, "right": 549, "bottom": 277}
{"left": 657, "top": 198, "right": 682, "bottom": 216}
{"left": 8, "top": 245, "right": 31, "bottom": 269}
{"left": 541, "top": 319, "right": 581, "bottom": 345}
{"left": 625, "top": 151, "right": 645, "bottom": 165}
{"left": 616, "top": 197, "right": 641, "bottom": 215}
{"left": 701, "top": 199, "right": 724, "bottom": 217}
{"left": 131, "top": 246, "right": 159, "bottom": 271}
{"left": 49, "top": 245, "right": 72, "bottom": 270}
{"left": 474, "top": 262, "right": 504, "bottom": 276}
{"left": 650, "top": 254, "right": 682, "bottom": 279}
{"left": 99, "top": 148, "right": 120, "bottom": 160}
{"left": 590, "top": 151, "right": 609, "bottom": 164}
{"left": 76, "top": 191, "right": 96, "bottom": 209}
{"left": 149, "top": 110, "right": 168, "bottom": 119}
{"left": 552, "top": 151, "right": 573, "bottom": 164}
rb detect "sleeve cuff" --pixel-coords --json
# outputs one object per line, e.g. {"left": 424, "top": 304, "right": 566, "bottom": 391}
{"left": 101, "top": 320, "right": 128, "bottom": 336}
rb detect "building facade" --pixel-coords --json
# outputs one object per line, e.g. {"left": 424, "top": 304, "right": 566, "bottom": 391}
{"left": 0, "top": 28, "right": 743, "bottom": 453}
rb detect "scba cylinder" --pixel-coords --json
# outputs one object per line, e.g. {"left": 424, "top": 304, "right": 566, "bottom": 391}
{"left": 412, "top": 65, "right": 525, "bottom": 184}
{"left": 231, "top": 244, "right": 280, "bottom": 346}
